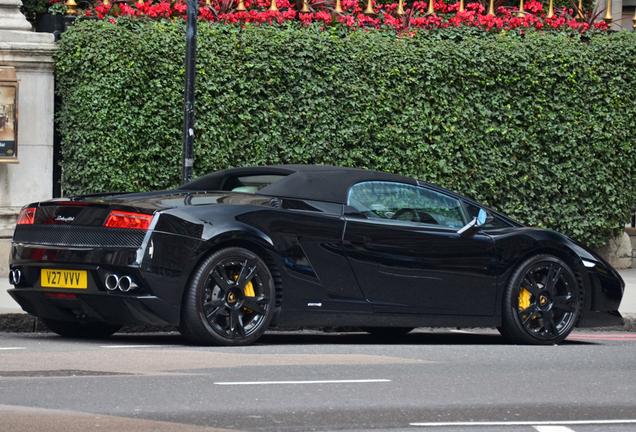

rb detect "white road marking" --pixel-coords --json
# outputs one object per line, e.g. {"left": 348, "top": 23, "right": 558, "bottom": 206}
{"left": 410, "top": 419, "right": 636, "bottom": 427}
{"left": 215, "top": 379, "right": 391, "bottom": 385}
{"left": 534, "top": 427, "right": 576, "bottom": 432}
{"left": 0, "top": 347, "right": 26, "bottom": 350}
{"left": 100, "top": 345, "right": 165, "bottom": 349}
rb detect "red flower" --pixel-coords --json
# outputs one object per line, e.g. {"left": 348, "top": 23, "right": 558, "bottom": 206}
{"left": 85, "top": 0, "right": 605, "bottom": 36}
{"left": 174, "top": 3, "right": 187, "bottom": 13}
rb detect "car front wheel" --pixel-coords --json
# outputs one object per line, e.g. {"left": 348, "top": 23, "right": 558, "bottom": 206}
{"left": 179, "top": 247, "right": 276, "bottom": 346}
{"left": 499, "top": 255, "right": 581, "bottom": 345}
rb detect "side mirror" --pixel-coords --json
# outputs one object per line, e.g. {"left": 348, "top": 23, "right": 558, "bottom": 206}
{"left": 457, "top": 208, "right": 494, "bottom": 238}
{"left": 477, "top": 208, "right": 494, "bottom": 225}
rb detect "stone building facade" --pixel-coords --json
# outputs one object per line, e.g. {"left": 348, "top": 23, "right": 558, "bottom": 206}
{"left": 0, "top": 0, "right": 57, "bottom": 276}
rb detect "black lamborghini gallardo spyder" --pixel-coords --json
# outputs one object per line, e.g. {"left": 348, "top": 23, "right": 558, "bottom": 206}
{"left": 7, "top": 165, "right": 624, "bottom": 345}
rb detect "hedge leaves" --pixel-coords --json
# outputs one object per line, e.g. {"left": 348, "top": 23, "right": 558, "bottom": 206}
{"left": 55, "top": 20, "right": 636, "bottom": 247}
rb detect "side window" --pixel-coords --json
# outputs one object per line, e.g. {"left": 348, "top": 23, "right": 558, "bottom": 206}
{"left": 347, "top": 181, "right": 467, "bottom": 229}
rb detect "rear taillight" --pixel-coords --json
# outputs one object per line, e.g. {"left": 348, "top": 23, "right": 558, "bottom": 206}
{"left": 17, "top": 207, "right": 36, "bottom": 225}
{"left": 104, "top": 211, "right": 153, "bottom": 230}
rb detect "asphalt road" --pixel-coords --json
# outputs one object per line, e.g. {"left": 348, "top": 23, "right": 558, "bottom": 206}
{"left": 1, "top": 328, "right": 636, "bottom": 432}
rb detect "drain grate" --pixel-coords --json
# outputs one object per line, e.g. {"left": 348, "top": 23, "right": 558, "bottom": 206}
{"left": 0, "top": 370, "right": 133, "bottom": 378}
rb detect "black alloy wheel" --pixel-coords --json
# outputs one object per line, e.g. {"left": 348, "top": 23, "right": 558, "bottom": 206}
{"left": 41, "top": 318, "right": 122, "bottom": 339}
{"left": 179, "top": 247, "right": 276, "bottom": 346}
{"left": 499, "top": 255, "right": 581, "bottom": 345}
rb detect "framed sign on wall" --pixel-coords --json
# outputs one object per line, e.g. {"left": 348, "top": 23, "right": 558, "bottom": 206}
{"left": 0, "top": 66, "right": 19, "bottom": 164}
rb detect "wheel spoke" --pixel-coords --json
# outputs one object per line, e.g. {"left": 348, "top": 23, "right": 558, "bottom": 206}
{"left": 519, "top": 304, "right": 537, "bottom": 323}
{"left": 519, "top": 304, "right": 539, "bottom": 326}
{"left": 545, "top": 264, "right": 563, "bottom": 295}
{"left": 552, "top": 295, "right": 576, "bottom": 312}
{"left": 243, "top": 296, "right": 269, "bottom": 316}
{"left": 542, "top": 313, "right": 559, "bottom": 337}
{"left": 203, "top": 300, "right": 223, "bottom": 321}
{"left": 521, "top": 274, "right": 541, "bottom": 297}
{"left": 229, "top": 308, "right": 246, "bottom": 338}
{"left": 235, "top": 260, "right": 257, "bottom": 289}
{"left": 522, "top": 312, "right": 538, "bottom": 327}
{"left": 211, "top": 265, "right": 232, "bottom": 292}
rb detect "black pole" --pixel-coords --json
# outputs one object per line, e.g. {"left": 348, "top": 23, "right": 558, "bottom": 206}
{"left": 181, "top": 0, "right": 197, "bottom": 185}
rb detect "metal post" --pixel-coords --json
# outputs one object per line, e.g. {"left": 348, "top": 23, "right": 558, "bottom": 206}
{"left": 181, "top": 0, "right": 197, "bottom": 186}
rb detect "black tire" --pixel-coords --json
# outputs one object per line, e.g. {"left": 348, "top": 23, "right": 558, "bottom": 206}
{"left": 499, "top": 255, "right": 581, "bottom": 345}
{"left": 362, "top": 327, "right": 414, "bottom": 338}
{"left": 41, "top": 318, "right": 121, "bottom": 339}
{"left": 178, "top": 247, "right": 276, "bottom": 346}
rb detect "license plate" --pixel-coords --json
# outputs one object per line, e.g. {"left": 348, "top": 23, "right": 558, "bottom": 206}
{"left": 41, "top": 269, "right": 88, "bottom": 289}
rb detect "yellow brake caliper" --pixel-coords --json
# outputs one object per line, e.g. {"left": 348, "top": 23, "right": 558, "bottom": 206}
{"left": 519, "top": 287, "right": 531, "bottom": 319}
{"left": 233, "top": 274, "right": 255, "bottom": 312}
{"left": 243, "top": 281, "right": 255, "bottom": 297}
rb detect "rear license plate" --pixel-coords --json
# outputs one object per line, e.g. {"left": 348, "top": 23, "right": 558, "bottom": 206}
{"left": 41, "top": 269, "right": 88, "bottom": 289}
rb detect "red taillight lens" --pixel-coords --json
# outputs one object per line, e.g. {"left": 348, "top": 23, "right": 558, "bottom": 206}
{"left": 104, "top": 211, "right": 153, "bottom": 230}
{"left": 17, "top": 207, "right": 36, "bottom": 225}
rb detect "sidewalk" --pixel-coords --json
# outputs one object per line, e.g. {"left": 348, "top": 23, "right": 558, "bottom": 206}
{"left": 0, "top": 278, "right": 20, "bottom": 314}
{"left": 617, "top": 268, "right": 636, "bottom": 317}
{"left": 2, "top": 269, "right": 636, "bottom": 329}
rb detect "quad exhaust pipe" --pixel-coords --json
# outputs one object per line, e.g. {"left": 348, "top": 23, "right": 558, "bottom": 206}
{"left": 104, "top": 274, "right": 138, "bottom": 292}
{"left": 118, "top": 276, "right": 137, "bottom": 292}
{"left": 8, "top": 269, "right": 22, "bottom": 285}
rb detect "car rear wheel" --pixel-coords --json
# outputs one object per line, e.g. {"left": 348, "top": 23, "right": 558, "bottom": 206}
{"left": 179, "top": 247, "right": 276, "bottom": 346}
{"left": 41, "top": 318, "right": 121, "bottom": 339}
{"left": 499, "top": 255, "right": 581, "bottom": 345}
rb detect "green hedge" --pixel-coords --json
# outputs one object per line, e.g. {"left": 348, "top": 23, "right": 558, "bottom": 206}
{"left": 55, "top": 20, "right": 636, "bottom": 248}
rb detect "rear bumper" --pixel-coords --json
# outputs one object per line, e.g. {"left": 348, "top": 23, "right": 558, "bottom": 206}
{"left": 8, "top": 289, "right": 180, "bottom": 326}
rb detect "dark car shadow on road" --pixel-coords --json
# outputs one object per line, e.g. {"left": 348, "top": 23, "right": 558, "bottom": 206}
{"left": 83, "top": 328, "right": 595, "bottom": 346}
{"left": 11, "top": 327, "right": 596, "bottom": 346}
{"left": 257, "top": 330, "right": 594, "bottom": 346}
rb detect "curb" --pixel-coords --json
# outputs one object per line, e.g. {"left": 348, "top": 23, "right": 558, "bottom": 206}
{"left": 1, "top": 313, "right": 635, "bottom": 334}
{"left": 622, "top": 314, "right": 636, "bottom": 332}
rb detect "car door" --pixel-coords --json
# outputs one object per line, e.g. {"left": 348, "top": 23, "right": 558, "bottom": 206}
{"left": 342, "top": 181, "right": 499, "bottom": 316}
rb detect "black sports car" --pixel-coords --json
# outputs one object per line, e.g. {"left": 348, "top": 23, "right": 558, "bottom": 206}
{"left": 7, "top": 165, "right": 624, "bottom": 345}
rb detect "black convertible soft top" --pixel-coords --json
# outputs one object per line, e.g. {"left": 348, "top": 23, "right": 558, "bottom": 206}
{"left": 179, "top": 165, "right": 417, "bottom": 204}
